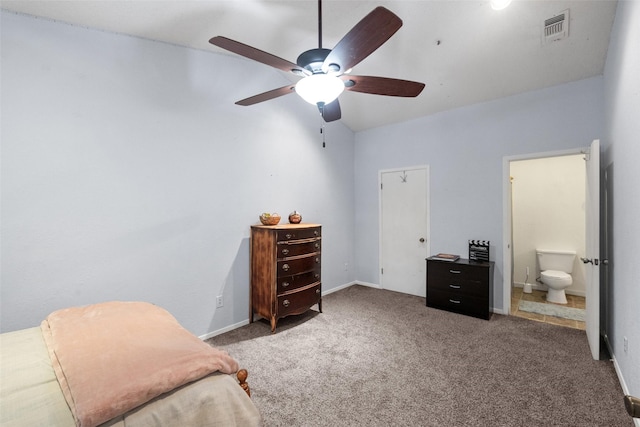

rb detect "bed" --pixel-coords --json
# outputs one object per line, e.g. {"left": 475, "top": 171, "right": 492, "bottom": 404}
{"left": 0, "top": 301, "right": 261, "bottom": 427}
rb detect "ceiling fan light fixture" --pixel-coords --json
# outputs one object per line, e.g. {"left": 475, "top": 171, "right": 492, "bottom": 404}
{"left": 295, "top": 74, "right": 345, "bottom": 105}
{"left": 491, "top": 0, "right": 512, "bottom": 10}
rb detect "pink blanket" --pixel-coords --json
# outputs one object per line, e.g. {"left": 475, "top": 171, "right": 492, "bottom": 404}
{"left": 41, "top": 301, "right": 239, "bottom": 427}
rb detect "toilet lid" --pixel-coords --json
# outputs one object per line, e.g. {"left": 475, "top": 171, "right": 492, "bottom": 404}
{"left": 541, "top": 270, "right": 570, "bottom": 279}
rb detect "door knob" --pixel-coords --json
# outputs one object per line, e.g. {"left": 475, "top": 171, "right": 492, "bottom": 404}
{"left": 419, "top": 238, "right": 425, "bottom": 243}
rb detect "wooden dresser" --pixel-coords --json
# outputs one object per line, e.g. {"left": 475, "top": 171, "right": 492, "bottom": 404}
{"left": 426, "top": 258, "right": 494, "bottom": 320}
{"left": 250, "top": 223, "right": 322, "bottom": 332}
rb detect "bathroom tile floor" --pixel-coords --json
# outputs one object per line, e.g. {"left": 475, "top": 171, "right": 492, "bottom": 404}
{"left": 511, "top": 287, "right": 586, "bottom": 330}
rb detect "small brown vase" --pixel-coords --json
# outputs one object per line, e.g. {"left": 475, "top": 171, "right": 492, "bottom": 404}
{"left": 288, "top": 211, "right": 302, "bottom": 224}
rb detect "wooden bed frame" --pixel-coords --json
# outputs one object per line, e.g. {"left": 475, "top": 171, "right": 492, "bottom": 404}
{"left": 237, "top": 368, "right": 251, "bottom": 397}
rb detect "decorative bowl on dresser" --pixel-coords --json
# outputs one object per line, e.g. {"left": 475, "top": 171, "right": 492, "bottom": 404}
{"left": 259, "top": 213, "right": 281, "bottom": 225}
{"left": 250, "top": 223, "right": 322, "bottom": 332}
{"left": 426, "top": 257, "right": 494, "bottom": 320}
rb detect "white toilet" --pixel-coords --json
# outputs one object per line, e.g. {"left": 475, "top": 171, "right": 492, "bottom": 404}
{"left": 536, "top": 249, "right": 576, "bottom": 304}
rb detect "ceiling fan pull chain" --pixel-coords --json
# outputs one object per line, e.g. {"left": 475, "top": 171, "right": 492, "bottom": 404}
{"left": 320, "top": 117, "right": 326, "bottom": 148}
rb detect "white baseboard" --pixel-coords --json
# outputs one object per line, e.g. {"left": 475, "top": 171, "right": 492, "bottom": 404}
{"left": 604, "top": 334, "right": 639, "bottom": 426}
{"left": 322, "top": 281, "right": 359, "bottom": 295}
{"left": 512, "top": 282, "right": 586, "bottom": 298}
{"left": 199, "top": 319, "right": 249, "bottom": 340}
{"left": 200, "top": 281, "right": 362, "bottom": 340}
{"left": 611, "top": 356, "right": 639, "bottom": 426}
{"left": 352, "top": 281, "right": 381, "bottom": 290}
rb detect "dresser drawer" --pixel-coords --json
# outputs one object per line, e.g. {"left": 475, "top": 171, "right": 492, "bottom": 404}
{"left": 277, "top": 269, "right": 321, "bottom": 294}
{"left": 277, "top": 284, "right": 321, "bottom": 318}
{"left": 277, "top": 254, "right": 321, "bottom": 276}
{"left": 277, "top": 227, "right": 321, "bottom": 242}
{"left": 427, "top": 275, "right": 487, "bottom": 298}
{"left": 427, "top": 288, "right": 489, "bottom": 319}
{"left": 277, "top": 240, "right": 321, "bottom": 258}
{"left": 428, "top": 261, "right": 486, "bottom": 282}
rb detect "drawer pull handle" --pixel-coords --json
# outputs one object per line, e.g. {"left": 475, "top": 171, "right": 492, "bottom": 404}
{"left": 315, "top": 273, "right": 320, "bottom": 279}
{"left": 315, "top": 257, "right": 320, "bottom": 263}
{"left": 282, "top": 264, "right": 290, "bottom": 272}
{"left": 283, "top": 299, "right": 290, "bottom": 307}
{"left": 316, "top": 289, "right": 320, "bottom": 294}
{"left": 449, "top": 284, "right": 461, "bottom": 289}
{"left": 449, "top": 299, "right": 461, "bottom": 304}
{"left": 285, "top": 233, "right": 292, "bottom": 239}
{"left": 314, "top": 230, "right": 319, "bottom": 236}
{"left": 281, "top": 248, "right": 290, "bottom": 256}
{"left": 314, "top": 243, "right": 320, "bottom": 249}
{"left": 449, "top": 270, "right": 461, "bottom": 274}
{"left": 282, "top": 281, "right": 290, "bottom": 288}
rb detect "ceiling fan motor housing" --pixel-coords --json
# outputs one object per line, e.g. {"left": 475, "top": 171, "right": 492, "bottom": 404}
{"left": 297, "top": 48, "right": 335, "bottom": 73}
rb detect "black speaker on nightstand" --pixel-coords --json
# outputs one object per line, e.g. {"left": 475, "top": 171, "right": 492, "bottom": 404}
{"left": 469, "top": 240, "right": 490, "bottom": 262}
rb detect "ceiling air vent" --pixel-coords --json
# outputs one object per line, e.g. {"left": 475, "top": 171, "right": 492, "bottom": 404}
{"left": 543, "top": 9, "right": 569, "bottom": 44}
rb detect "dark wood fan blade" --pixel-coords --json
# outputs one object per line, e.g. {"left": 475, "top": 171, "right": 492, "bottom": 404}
{"left": 318, "top": 100, "right": 341, "bottom": 122}
{"left": 209, "top": 36, "right": 308, "bottom": 75}
{"left": 235, "top": 85, "right": 296, "bottom": 106}
{"left": 342, "top": 75, "right": 425, "bottom": 97}
{"left": 322, "top": 7, "right": 402, "bottom": 74}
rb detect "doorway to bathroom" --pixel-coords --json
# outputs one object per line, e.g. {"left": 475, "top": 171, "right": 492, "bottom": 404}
{"left": 509, "top": 153, "right": 586, "bottom": 329}
{"left": 503, "top": 141, "right": 601, "bottom": 360}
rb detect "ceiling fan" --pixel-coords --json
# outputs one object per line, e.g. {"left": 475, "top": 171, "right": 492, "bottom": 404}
{"left": 209, "top": 0, "right": 425, "bottom": 122}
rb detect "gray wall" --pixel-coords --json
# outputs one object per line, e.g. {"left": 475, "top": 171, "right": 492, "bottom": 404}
{"left": 354, "top": 77, "right": 604, "bottom": 313}
{"left": 603, "top": 0, "right": 640, "bottom": 402}
{"left": 0, "top": 12, "right": 356, "bottom": 335}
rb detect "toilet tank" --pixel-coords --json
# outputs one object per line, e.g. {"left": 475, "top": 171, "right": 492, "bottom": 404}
{"left": 536, "top": 249, "right": 576, "bottom": 273}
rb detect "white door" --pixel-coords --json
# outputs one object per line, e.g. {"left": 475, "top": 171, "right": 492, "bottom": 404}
{"left": 380, "top": 167, "right": 429, "bottom": 297}
{"left": 585, "top": 139, "right": 601, "bottom": 360}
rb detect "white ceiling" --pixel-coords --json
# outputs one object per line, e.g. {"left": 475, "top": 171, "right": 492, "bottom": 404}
{"left": 1, "top": 0, "right": 618, "bottom": 132}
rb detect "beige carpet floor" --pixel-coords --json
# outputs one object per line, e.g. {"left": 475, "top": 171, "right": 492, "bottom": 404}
{"left": 208, "top": 285, "right": 632, "bottom": 427}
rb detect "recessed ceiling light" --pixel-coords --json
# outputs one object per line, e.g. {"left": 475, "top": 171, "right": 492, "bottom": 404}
{"left": 491, "top": 0, "right": 512, "bottom": 11}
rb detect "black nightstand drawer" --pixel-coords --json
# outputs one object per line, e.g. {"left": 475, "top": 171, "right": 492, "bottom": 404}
{"left": 426, "top": 258, "right": 494, "bottom": 320}
{"left": 427, "top": 288, "right": 489, "bottom": 320}
{"left": 427, "top": 261, "right": 486, "bottom": 282}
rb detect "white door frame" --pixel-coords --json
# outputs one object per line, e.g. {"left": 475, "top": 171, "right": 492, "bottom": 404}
{"left": 378, "top": 165, "right": 431, "bottom": 290}
{"left": 502, "top": 147, "right": 588, "bottom": 315}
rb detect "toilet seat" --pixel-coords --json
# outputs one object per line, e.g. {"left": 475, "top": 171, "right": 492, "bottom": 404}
{"left": 541, "top": 270, "right": 571, "bottom": 281}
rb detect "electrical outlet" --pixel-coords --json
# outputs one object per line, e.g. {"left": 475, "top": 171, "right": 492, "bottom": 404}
{"left": 624, "top": 336, "right": 628, "bottom": 353}
{"left": 216, "top": 296, "right": 224, "bottom": 308}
